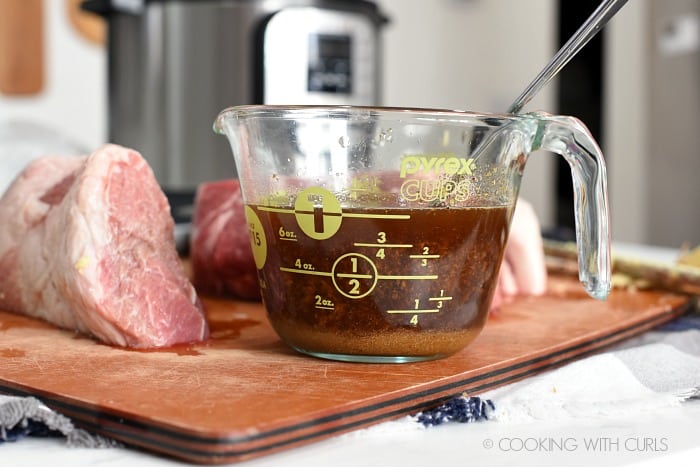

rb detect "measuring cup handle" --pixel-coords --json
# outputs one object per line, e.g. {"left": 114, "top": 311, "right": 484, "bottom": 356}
{"left": 532, "top": 112, "right": 611, "bottom": 300}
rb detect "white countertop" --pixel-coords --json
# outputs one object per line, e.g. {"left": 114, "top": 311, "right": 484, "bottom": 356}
{"left": 3, "top": 400, "right": 700, "bottom": 467}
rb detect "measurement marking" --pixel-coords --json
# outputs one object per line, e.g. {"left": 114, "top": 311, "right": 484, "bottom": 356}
{"left": 258, "top": 206, "right": 294, "bottom": 213}
{"left": 280, "top": 269, "right": 437, "bottom": 281}
{"left": 279, "top": 237, "right": 298, "bottom": 242}
{"left": 315, "top": 306, "right": 334, "bottom": 311}
{"left": 343, "top": 213, "right": 410, "bottom": 220}
{"left": 257, "top": 206, "right": 345, "bottom": 218}
{"left": 294, "top": 209, "right": 342, "bottom": 218}
{"left": 336, "top": 273, "right": 373, "bottom": 279}
{"left": 409, "top": 254, "right": 440, "bottom": 259}
{"left": 378, "top": 275, "right": 438, "bottom": 280}
{"left": 354, "top": 242, "right": 413, "bottom": 248}
{"left": 387, "top": 309, "right": 440, "bottom": 314}
{"left": 429, "top": 296, "right": 453, "bottom": 301}
{"left": 279, "top": 268, "right": 332, "bottom": 277}
{"left": 257, "top": 206, "right": 409, "bottom": 220}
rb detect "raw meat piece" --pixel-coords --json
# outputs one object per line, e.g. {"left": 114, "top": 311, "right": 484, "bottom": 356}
{"left": 190, "top": 179, "right": 260, "bottom": 300}
{"left": 0, "top": 144, "right": 209, "bottom": 348}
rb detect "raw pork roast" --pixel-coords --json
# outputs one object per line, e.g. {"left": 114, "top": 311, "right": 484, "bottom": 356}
{"left": 190, "top": 179, "right": 260, "bottom": 300}
{"left": 0, "top": 144, "right": 209, "bottom": 347}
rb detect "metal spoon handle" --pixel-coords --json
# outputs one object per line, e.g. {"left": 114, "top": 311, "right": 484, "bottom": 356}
{"left": 507, "top": 0, "right": 629, "bottom": 114}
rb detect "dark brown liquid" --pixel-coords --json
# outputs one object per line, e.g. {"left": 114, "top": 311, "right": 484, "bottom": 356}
{"left": 250, "top": 204, "right": 511, "bottom": 359}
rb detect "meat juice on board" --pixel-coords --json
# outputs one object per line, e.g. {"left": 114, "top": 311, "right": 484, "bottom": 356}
{"left": 245, "top": 197, "right": 511, "bottom": 359}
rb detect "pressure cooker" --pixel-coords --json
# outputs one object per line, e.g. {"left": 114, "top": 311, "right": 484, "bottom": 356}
{"left": 82, "top": 0, "right": 387, "bottom": 220}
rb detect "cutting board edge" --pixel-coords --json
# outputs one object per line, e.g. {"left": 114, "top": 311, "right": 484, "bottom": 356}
{"left": 0, "top": 300, "right": 689, "bottom": 465}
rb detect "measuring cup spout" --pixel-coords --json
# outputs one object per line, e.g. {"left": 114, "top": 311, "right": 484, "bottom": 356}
{"left": 531, "top": 112, "right": 611, "bottom": 299}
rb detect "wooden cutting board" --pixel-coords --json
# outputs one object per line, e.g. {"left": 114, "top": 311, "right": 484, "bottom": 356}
{"left": 0, "top": 276, "right": 691, "bottom": 464}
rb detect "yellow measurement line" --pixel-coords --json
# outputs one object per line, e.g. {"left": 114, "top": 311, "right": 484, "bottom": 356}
{"left": 296, "top": 209, "right": 342, "bottom": 217}
{"left": 279, "top": 267, "right": 332, "bottom": 277}
{"left": 315, "top": 306, "right": 334, "bottom": 311}
{"left": 279, "top": 237, "right": 298, "bottom": 242}
{"left": 429, "top": 296, "right": 453, "bottom": 301}
{"left": 387, "top": 309, "right": 440, "bottom": 314}
{"left": 354, "top": 243, "right": 413, "bottom": 248}
{"left": 409, "top": 254, "right": 440, "bottom": 259}
{"left": 256, "top": 206, "right": 410, "bottom": 220}
{"left": 336, "top": 273, "right": 373, "bottom": 279}
{"left": 378, "top": 275, "right": 438, "bottom": 280}
{"left": 343, "top": 213, "right": 410, "bottom": 220}
{"left": 258, "top": 206, "right": 293, "bottom": 213}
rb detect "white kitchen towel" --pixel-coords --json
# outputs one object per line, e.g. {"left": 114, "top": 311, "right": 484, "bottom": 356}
{"left": 0, "top": 395, "right": 117, "bottom": 447}
{"left": 482, "top": 340, "right": 700, "bottom": 423}
{"left": 415, "top": 315, "right": 700, "bottom": 426}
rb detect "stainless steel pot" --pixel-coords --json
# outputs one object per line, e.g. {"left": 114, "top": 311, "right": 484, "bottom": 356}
{"left": 83, "top": 0, "right": 387, "bottom": 220}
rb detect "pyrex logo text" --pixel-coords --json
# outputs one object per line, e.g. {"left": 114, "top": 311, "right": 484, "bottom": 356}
{"left": 399, "top": 154, "right": 476, "bottom": 178}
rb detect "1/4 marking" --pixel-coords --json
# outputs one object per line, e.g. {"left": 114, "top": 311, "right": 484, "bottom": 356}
{"left": 386, "top": 309, "right": 439, "bottom": 314}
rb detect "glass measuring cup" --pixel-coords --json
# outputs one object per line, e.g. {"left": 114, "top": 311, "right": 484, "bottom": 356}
{"left": 214, "top": 106, "right": 611, "bottom": 363}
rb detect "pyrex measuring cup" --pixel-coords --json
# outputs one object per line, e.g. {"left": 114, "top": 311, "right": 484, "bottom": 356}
{"left": 214, "top": 106, "right": 611, "bottom": 363}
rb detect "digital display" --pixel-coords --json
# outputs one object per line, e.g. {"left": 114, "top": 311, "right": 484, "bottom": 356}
{"left": 308, "top": 34, "right": 352, "bottom": 94}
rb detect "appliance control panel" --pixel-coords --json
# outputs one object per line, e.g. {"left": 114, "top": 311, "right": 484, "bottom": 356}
{"left": 262, "top": 7, "right": 378, "bottom": 105}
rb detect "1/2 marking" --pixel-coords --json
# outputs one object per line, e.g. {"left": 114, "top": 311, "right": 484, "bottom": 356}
{"left": 331, "top": 253, "right": 378, "bottom": 299}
